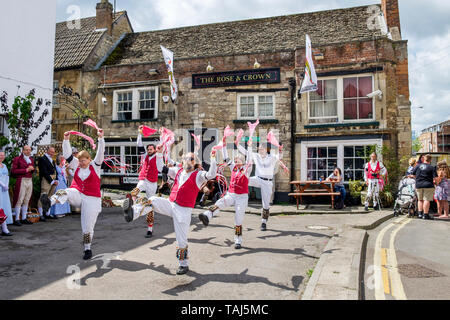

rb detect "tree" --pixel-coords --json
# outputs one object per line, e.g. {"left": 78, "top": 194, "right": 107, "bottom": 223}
{"left": 0, "top": 89, "right": 51, "bottom": 166}
{"left": 412, "top": 137, "right": 423, "bottom": 153}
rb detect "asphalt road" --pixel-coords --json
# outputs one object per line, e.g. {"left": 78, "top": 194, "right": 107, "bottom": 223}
{"left": 364, "top": 216, "right": 450, "bottom": 300}
{"left": 0, "top": 208, "right": 344, "bottom": 300}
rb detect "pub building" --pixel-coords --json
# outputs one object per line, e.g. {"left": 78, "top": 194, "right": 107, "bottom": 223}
{"left": 56, "top": 0, "right": 410, "bottom": 203}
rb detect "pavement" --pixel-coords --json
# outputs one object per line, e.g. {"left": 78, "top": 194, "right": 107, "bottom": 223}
{"left": 1, "top": 190, "right": 397, "bottom": 300}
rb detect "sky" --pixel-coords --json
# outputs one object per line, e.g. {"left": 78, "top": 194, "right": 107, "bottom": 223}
{"left": 56, "top": 0, "right": 450, "bottom": 135}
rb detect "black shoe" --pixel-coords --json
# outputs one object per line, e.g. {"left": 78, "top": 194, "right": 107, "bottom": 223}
{"left": 364, "top": 205, "right": 369, "bottom": 212}
{"left": 235, "top": 243, "right": 242, "bottom": 250}
{"left": 47, "top": 214, "right": 58, "bottom": 220}
{"left": 123, "top": 195, "right": 133, "bottom": 223}
{"left": 13, "top": 220, "right": 22, "bottom": 227}
{"left": 176, "top": 266, "right": 189, "bottom": 275}
{"left": 40, "top": 194, "right": 52, "bottom": 214}
{"left": 198, "top": 213, "right": 209, "bottom": 227}
{"left": 1, "top": 232, "right": 13, "bottom": 236}
{"left": 83, "top": 250, "right": 93, "bottom": 260}
{"left": 145, "top": 230, "right": 153, "bottom": 238}
{"left": 418, "top": 213, "right": 423, "bottom": 219}
{"left": 374, "top": 204, "right": 380, "bottom": 211}
{"left": 39, "top": 216, "right": 47, "bottom": 222}
{"left": 261, "top": 223, "right": 267, "bottom": 231}
{"left": 21, "top": 219, "right": 33, "bottom": 225}
{"left": 423, "top": 214, "right": 433, "bottom": 220}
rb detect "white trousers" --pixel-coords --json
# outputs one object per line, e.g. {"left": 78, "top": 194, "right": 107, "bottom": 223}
{"left": 135, "top": 180, "right": 158, "bottom": 230}
{"left": 205, "top": 192, "right": 248, "bottom": 245}
{"left": 365, "top": 179, "right": 380, "bottom": 206}
{"left": 248, "top": 176, "right": 273, "bottom": 210}
{"left": 148, "top": 197, "right": 192, "bottom": 267}
{"left": 51, "top": 188, "right": 101, "bottom": 249}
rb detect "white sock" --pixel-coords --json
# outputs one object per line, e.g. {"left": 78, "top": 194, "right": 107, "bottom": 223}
{"left": 147, "top": 225, "right": 153, "bottom": 232}
{"left": 38, "top": 207, "right": 43, "bottom": 216}
{"left": 235, "top": 235, "right": 243, "bottom": 245}
{"left": 262, "top": 219, "right": 267, "bottom": 224}
{"left": 21, "top": 206, "right": 28, "bottom": 220}
{"left": 1, "top": 222, "right": 9, "bottom": 233}
{"left": 84, "top": 243, "right": 91, "bottom": 250}
{"left": 205, "top": 210, "right": 213, "bottom": 219}
{"left": 14, "top": 207, "right": 21, "bottom": 219}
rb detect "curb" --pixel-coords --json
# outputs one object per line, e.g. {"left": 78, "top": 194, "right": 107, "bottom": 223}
{"left": 301, "top": 211, "right": 393, "bottom": 300}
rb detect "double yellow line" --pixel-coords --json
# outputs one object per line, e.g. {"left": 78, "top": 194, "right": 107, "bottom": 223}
{"left": 374, "top": 217, "right": 411, "bottom": 300}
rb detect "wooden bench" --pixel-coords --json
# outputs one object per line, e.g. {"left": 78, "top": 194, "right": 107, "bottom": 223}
{"left": 289, "top": 180, "right": 340, "bottom": 210}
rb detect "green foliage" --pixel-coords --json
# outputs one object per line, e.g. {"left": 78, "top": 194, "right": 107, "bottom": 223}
{"left": 412, "top": 138, "right": 423, "bottom": 153}
{"left": 349, "top": 180, "right": 365, "bottom": 198}
{"left": 0, "top": 135, "right": 9, "bottom": 148}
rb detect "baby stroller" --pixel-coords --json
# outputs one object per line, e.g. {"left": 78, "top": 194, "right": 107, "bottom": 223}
{"left": 393, "top": 176, "right": 417, "bottom": 217}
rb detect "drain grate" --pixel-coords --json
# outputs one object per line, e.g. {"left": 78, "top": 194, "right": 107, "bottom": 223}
{"left": 397, "top": 264, "right": 446, "bottom": 278}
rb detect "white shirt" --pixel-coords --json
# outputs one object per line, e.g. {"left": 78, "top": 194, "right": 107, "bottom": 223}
{"left": 168, "top": 158, "right": 217, "bottom": 189}
{"left": 237, "top": 144, "right": 278, "bottom": 178}
{"left": 224, "top": 146, "right": 253, "bottom": 178}
{"left": 63, "top": 138, "right": 105, "bottom": 181}
{"left": 23, "top": 154, "right": 32, "bottom": 164}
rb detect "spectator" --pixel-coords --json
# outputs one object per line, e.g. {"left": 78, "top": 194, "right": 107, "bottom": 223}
{"left": 37, "top": 146, "right": 59, "bottom": 221}
{"left": 434, "top": 161, "right": 449, "bottom": 220}
{"left": 11, "top": 145, "right": 35, "bottom": 226}
{"left": 327, "top": 167, "right": 346, "bottom": 209}
{"left": 412, "top": 154, "right": 437, "bottom": 220}
{"left": 406, "top": 157, "right": 417, "bottom": 176}
{"left": 0, "top": 151, "right": 13, "bottom": 236}
{"left": 50, "top": 154, "right": 71, "bottom": 217}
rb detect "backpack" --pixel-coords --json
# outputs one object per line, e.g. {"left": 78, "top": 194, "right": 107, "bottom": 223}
{"left": 334, "top": 198, "right": 344, "bottom": 210}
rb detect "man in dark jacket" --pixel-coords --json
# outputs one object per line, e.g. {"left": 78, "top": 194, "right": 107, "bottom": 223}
{"left": 412, "top": 154, "right": 437, "bottom": 220}
{"left": 37, "top": 146, "right": 58, "bottom": 221}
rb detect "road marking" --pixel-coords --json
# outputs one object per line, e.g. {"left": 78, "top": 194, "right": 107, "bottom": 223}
{"left": 373, "top": 217, "right": 404, "bottom": 300}
{"left": 387, "top": 217, "right": 411, "bottom": 300}
{"left": 381, "top": 248, "right": 391, "bottom": 295}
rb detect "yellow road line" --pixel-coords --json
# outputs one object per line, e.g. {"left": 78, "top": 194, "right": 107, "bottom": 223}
{"left": 388, "top": 217, "right": 411, "bottom": 300}
{"left": 381, "top": 248, "right": 391, "bottom": 295}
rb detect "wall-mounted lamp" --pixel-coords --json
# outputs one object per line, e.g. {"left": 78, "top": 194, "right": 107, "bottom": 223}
{"left": 206, "top": 61, "right": 214, "bottom": 72}
{"left": 253, "top": 58, "right": 261, "bottom": 69}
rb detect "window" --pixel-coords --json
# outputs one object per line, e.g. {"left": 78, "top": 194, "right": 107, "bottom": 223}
{"left": 0, "top": 115, "right": 4, "bottom": 135}
{"left": 117, "top": 91, "right": 133, "bottom": 120}
{"left": 343, "top": 76, "right": 373, "bottom": 120}
{"left": 343, "top": 145, "right": 374, "bottom": 181}
{"left": 307, "top": 146, "right": 338, "bottom": 181}
{"left": 53, "top": 80, "right": 59, "bottom": 108}
{"left": 238, "top": 94, "right": 275, "bottom": 119}
{"left": 124, "top": 146, "right": 140, "bottom": 175}
{"left": 139, "top": 90, "right": 156, "bottom": 120}
{"left": 113, "top": 87, "right": 159, "bottom": 121}
{"left": 309, "top": 79, "right": 338, "bottom": 124}
{"left": 104, "top": 146, "right": 122, "bottom": 174}
{"left": 308, "top": 75, "right": 374, "bottom": 124}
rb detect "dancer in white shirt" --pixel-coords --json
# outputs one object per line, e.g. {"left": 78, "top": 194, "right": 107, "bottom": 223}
{"left": 123, "top": 150, "right": 217, "bottom": 275}
{"left": 237, "top": 142, "right": 283, "bottom": 231}
{"left": 40, "top": 129, "right": 105, "bottom": 260}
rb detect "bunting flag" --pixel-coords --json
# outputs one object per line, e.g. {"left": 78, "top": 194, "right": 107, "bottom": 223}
{"left": 160, "top": 45, "right": 178, "bottom": 101}
{"left": 299, "top": 34, "right": 318, "bottom": 94}
{"left": 142, "top": 125, "right": 157, "bottom": 138}
{"left": 67, "top": 131, "right": 96, "bottom": 150}
{"left": 83, "top": 119, "right": 99, "bottom": 130}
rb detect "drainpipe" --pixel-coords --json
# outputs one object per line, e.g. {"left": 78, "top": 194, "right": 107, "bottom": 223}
{"left": 289, "top": 78, "right": 296, "bottom": 194}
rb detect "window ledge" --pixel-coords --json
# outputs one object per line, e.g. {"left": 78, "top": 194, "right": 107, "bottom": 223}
{"left": 304, "top": 121, "right": 379, "bottom": 129}
{"left": 233, "top": 119, "right": 279, "bottom": 124}
{"left": 112, "top": 119, "right": 158, "bottom": 123}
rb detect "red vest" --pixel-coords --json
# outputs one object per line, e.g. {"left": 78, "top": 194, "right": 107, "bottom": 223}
{"left": 367, "top": 161, "right": 381, "bottom": 179}
{"left": 71, "top": 165, "right": 101, "bottom": 198}
{"left": 169, "top": 169, "right": 200, "bottom": 208}
{"left": 138, "top": 155, "right": 158, "bottom": 183}
{"left": 229, "top": 167, "right": 249, "bottom": 195}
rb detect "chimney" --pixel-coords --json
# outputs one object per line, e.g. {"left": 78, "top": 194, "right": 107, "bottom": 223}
{"left": 96, "top": 0, "right": 113, "bottom": 35}
{"left": 381, "top": 0, "right": 401, "bottom": 40}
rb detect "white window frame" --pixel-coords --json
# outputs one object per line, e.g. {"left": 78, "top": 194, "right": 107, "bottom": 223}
{"left": 237, "top": 93, "right": 276, "bottom": 120}
{"left": 300, "top": 138, "right": 382, "bottom": 181}
{"left": 308, "top": 78, "right": 339, "bottom": 123}
{"left": 307, "top": 73, "right": 375, "bottom": 124}
{"left": 112, "top": 86, "right": 159, "bottom": 121}
{"left": 52, "top": 80, "right": 60, "bottom": 109}
{"left": 0, "top": 115, "right": 5, "bottom": 135}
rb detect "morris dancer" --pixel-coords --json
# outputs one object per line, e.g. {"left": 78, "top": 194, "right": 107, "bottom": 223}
{"left": 125, "top": 126, "right": 164, "bottom": 238}
{"left": 123, "top": 150, "right": 217, "bottom": 275}
{"left": 364, "top": 152, "right": 387, "bottom": 211}
{"left": 40, "top": 129, "right": 105, "bottom": 260}
{"left": 199, "top": 137, "right": 253, "bottom": 249}
{"left": 236, "top": 140, "right": 283, "bottom": 231}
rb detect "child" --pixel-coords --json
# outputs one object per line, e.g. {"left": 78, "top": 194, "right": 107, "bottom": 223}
{"left": 434, "top": 165, "right": 449, "bottom": 219}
